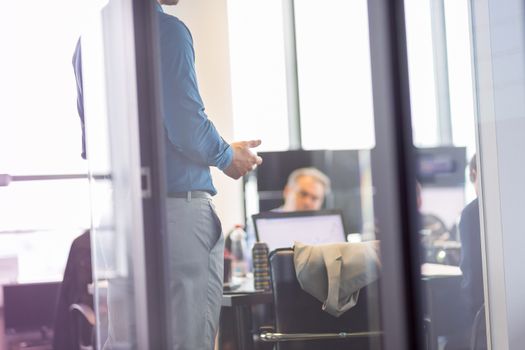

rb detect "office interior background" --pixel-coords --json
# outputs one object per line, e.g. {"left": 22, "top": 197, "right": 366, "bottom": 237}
{"left": 0, "top": 0, "right": 524, "bottom": 349}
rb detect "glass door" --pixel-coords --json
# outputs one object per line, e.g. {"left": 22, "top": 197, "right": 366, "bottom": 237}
{"left": 392, "top": 0, "right": 525, "bottom": 348}
{"left": 470, "top": 0, "right": 525, "bottom": 348}
{"left": 75, "top": 0, "right": 525, "bottom": 349}
{"left": 81, "top": 1, "right": 166, "bottom": 349}
{"left": 234, "top": 0, "right": 422, "bottom": 349}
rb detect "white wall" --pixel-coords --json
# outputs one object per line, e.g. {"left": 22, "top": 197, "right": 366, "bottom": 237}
{"left": 420, "top": 187, "right": 465, "bottom": 228}
{"left": 163, "top": 0, "right": 244, "bottom": 232}
{"left": 472, "top": 0, "right": 525, "bottom": 348}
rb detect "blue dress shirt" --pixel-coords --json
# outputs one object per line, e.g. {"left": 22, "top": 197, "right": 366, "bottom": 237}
{"left": 73, "top": 5, "right": 233, "bottom": 195}
{"left": 156, "top": 5, "right": 233, "bottom": 195}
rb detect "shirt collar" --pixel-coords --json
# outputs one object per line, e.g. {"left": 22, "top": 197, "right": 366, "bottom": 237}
{"left": 155, "top": 2, "right": 164, "bottom": 13}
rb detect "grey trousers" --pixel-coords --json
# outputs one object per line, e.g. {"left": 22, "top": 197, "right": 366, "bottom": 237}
{"left": 165, "top": 196, "right": 224, "bottom": 350}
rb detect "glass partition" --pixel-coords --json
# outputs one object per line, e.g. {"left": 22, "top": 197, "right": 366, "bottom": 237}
{"left": 81, "top": 1, "right": 150, "bottom": 348}
{"left": 470, "top": 0, "right": 525, "bottom": 348}
{"left": 69, "top": 0, "right": 524, "bottom": 348}
{"left": 404, "top": 0, "right": 489, "bottom": 349}
{"left": 236, "top": 1, "right": 385, "bottom": 349}
{"left": 236, "top": 0, "right": 501, "bottom": 348}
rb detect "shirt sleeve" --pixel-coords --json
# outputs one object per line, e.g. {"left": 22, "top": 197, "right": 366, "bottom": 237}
{"left": 160, "top": 20, "right": 233, "bottom": 171}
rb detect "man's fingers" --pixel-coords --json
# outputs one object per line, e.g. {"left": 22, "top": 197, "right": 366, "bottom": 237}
{"left": 246, "top": 154, "right": 262, "bottom": 167}
{"left": 228, "top": 140, "right": 263, "bottom": 179}
{"left": 246, "top": 139, "right": 262, "bottom": 148}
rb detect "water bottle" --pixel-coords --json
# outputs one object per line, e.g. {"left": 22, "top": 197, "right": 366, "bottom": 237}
{"left": 252, "top": 242, "right": 272, "bottom": 291}
{"left": 230, "top": 224, "right": 248, "bottom": 278}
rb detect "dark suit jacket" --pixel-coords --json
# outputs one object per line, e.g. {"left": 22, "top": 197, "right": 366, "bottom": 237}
{"left": 459, "top": 198, "right": 484, "bottom": 322}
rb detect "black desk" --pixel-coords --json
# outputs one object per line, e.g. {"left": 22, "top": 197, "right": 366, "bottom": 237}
{"left": 421, "top": 272, "right": 464, "bottom": 350}
{"left": 220, "top": 264, "right": 462, "bottom": 350}
{"left": 220, "top": 291, "right": 273, "bottom": 350}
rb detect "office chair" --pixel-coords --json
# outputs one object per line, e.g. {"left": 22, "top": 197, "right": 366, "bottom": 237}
{"left": 422, "top": 275, "right": 464, "bottom": 350}
{"left": 70, "top": 303, "right": 96, "bottom": 350}
{"left": 470, "top": 303, "right": 486, "bottom": 350}
{"left": 259, "top": 248, "right": 382, "bottom": 350}
{"left": 53, "top": 230, "right": 94, "bottom": 350}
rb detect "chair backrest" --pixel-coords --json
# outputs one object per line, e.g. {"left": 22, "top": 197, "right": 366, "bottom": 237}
{"left": 269, "top": 248, "right": 381, "bottom": 350}
{"left": 470, "top": 303, "right": 487, "bottom": 350}
{"left": 70, "top": 303, "right": 95, "bottom": 350}
{"left": 422, "top": 274, "right": 464, "bottom": 344}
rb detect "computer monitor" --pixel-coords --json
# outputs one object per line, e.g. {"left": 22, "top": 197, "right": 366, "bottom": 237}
{"left": 252, "top": 209, "right": 347, "bottom": 252}
{"left": 253, "top": 149, "right": 363, "bottom": 233}
{"left": 3, "top": 281, "right": 61, "bottom": 332}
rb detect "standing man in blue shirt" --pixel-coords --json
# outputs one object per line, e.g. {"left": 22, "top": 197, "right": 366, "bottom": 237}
{"left": 155, "top": 1, "right": 262, "bottom": 349}
{"left": 73, "top": 1, "right": 261, "bottom": 347}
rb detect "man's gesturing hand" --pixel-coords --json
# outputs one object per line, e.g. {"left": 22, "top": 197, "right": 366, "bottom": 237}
{"left": 223, "top": 140, "right": 263, "bottom": 180}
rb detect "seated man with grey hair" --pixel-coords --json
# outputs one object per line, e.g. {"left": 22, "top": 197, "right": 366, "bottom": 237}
{"left": 244, "top": 167, "right": 331, "bottom": 264}
{"left": 279, "top": 167, "right": 331, "bottom": 212}
{"left": 234, "top": 167, "right": 332, "bottom": 348}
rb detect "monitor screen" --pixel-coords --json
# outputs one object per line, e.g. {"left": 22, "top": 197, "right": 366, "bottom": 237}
{"left": 252, "top": 210, "right": 347, "bottom": 252}
{"left": 3, "top": 282, "right": 61, "bottom": 331}
{"left": 253, "top": 149, "right": 363, "bottom": 233}
{"left": 416, "top": 146, "right": 466, "bottom": 187}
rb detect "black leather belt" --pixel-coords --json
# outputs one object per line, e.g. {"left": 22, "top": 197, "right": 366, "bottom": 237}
{"left": 168, "top": 191, "right": 211, "bottom": 200}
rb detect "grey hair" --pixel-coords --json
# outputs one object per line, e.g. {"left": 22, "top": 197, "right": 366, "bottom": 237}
{"left": 286, "top": 167, "right": 331, "bottom": 194}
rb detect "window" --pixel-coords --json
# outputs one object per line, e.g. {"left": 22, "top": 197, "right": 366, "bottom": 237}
{"left": 405, "top": 0, "right": 477, "bottom": 201}
{"left": 227, "top": 0, "right": 290, "bottom": 151}
{"left": 294, "top": 0, "right": 375, "bottom": 150}
{"left": 404, "top": 0, "right": 440, "bottom": 147}
{"left": 227, "top": 0, "right": 375, "bottom": 151}
{"left": 444, "top": 0, "right": 476, "bottom": 156}
{"left": 0, "top": 0, "right": 96, "bottom": 283}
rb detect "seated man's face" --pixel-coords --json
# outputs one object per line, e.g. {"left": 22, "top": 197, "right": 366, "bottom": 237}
{"left": 283, "top": 176, "right": 326, "bottom": 211}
